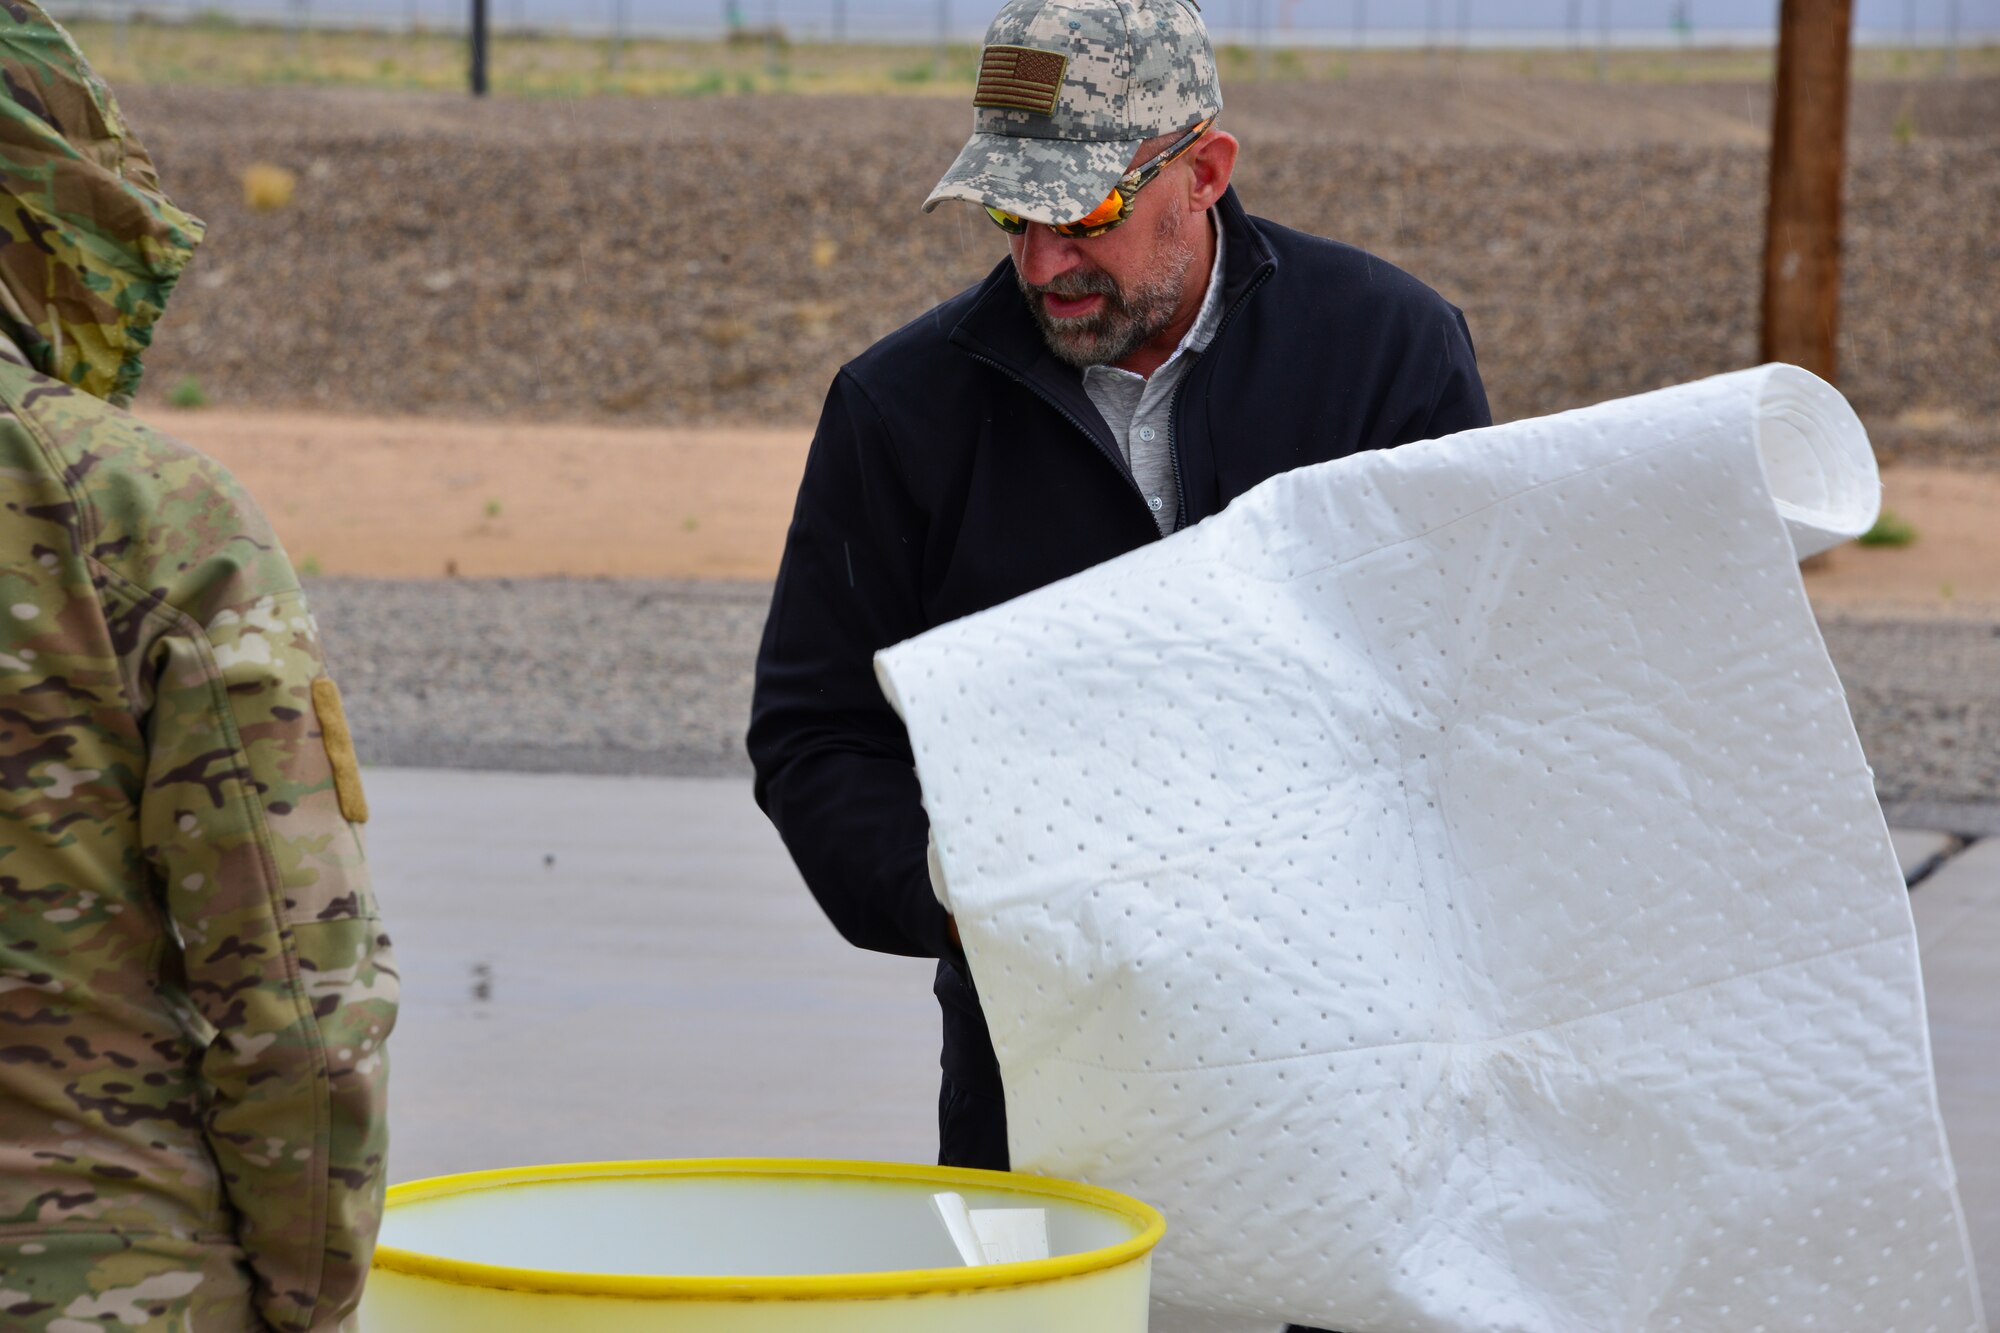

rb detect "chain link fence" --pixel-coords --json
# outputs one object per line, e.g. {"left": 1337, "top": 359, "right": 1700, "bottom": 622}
{"left": 42, "top": 0, "right": 1996, "bottom": 45}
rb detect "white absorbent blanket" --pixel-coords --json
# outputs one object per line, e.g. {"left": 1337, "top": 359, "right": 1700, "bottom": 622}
{"left": 875, "top": 365, "right": 1985, "bottom": 1333}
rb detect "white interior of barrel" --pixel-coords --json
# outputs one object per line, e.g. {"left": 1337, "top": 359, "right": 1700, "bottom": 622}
{"left": 380, "top": 1176, "right": 1140, "bottom": 1277}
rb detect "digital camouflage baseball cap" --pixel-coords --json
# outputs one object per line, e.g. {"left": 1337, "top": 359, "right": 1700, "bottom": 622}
{"left": 924, "top": 0, "right": 1221, "bottom": 226}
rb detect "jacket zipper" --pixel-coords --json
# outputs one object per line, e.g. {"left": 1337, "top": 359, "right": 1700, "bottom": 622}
{"left": 1168, "top": 264, "right": 1274, "bottom": 532}
{"left": 961, "top": 348, "right": 1144, "bottom": 504}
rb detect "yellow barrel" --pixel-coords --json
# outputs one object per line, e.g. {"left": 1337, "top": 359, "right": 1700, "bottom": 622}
{"left": 362, "top": 1158, "right": 1165, "bottom": 1331}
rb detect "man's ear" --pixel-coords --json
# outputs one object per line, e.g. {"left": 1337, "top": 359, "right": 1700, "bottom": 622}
{"left": 1185, "top": 130, "right": 1239, "bottom": 211}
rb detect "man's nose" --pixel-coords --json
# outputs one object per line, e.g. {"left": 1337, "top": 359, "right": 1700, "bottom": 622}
{"left": 1013, "top": 223, "right": 1081, "bottom": 288}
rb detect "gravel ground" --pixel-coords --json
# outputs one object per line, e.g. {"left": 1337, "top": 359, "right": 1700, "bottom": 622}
{"left": 309, "top": 577, "right": 770, "bottom": 777}
{"left": 310, "top": 578, "right": 2000, "bottom": 828}
{"left": 117, "top": 79, "right": 2000, "bottom": 462}
{"left": 1819, "top": 616, "right": 2000, "bottom": 828}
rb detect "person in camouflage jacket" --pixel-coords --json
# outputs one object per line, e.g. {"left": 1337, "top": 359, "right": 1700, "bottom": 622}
{"left": 0, "top": 6, "right": 398, "bottom": 1329}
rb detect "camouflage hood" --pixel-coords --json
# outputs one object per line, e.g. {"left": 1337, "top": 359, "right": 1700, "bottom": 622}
{"left": 0, "top": 0, "right": 202, "bottom": 405}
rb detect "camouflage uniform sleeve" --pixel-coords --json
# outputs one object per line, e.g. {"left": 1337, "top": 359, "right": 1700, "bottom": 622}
{"left": 129, "top": 566, "right": 396, "bottom": 1332}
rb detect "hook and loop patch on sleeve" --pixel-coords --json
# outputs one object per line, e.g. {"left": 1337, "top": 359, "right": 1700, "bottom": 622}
{"left": 311, "top": 677, "right": 369, "bottom": 824}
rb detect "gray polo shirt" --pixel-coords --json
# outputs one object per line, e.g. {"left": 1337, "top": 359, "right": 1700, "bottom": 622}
{"left": 1081, "top": 216, "right": 1227, "bottom": 537}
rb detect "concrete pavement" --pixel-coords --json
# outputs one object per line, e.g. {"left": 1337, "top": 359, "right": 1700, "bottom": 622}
{"left": 1910, "top": 836, "right": 2000, "bottom": 1301}
{"left": 367, "top": 767, "right": 1998, "bottom": 1305}
{"left": 366, "top": 768, "right": 939, "bottom": 1181}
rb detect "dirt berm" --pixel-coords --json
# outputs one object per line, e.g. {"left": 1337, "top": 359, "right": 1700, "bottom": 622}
{"left": 123, "top": 78, "right": 1999, "bottom": 461}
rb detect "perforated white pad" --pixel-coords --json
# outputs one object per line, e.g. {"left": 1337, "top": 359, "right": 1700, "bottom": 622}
{"left": 875, "top": 366, "right": 1985, "bottom": 1332}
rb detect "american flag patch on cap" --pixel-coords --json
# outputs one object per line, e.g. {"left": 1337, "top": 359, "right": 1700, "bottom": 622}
{"left": 974, "top": 45, "right": 1069, "bottom": 116}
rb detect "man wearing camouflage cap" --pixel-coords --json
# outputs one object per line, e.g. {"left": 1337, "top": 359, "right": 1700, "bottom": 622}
{"left": 0, "top": 6, "right": 396, "bottom": 1329}
{"left": 751, "top": 0, "right": 1486, "bottom": 1263}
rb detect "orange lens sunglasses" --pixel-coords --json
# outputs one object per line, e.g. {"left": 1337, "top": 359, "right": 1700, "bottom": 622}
{"left": 985, "top": 117, "right": 1215, "bottom": 239}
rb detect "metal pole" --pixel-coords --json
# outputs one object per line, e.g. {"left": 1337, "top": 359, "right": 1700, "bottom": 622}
{"left": 610, "top": 0, "right": 627, "bottom": 70}
{"left": 470, "top": 0, "right": 489, "bottom": 94}
{"left": 1456, "top": 0, "right": 1470, "bottom": 48}
{"left": 833, "top": 0, "right": 845, "bottom": 41}
{"left": 1761, "top": 0, "right": 1855, "bottom": 382}
{"left": 1595, "top": 0, "right": 1608, "bottom": 79}
{"left": 1946, "top": 0, "right": 1960, "bottom": 74}
{"left": 1352, "top": 0, "right": 1365, "bottom": 48}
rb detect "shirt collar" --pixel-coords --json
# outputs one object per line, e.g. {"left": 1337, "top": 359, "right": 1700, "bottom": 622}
{"left": 1183, "top": 212, "right": 1228, "bottom": 355}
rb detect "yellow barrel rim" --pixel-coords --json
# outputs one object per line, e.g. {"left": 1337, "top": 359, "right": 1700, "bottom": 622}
{"left": 373, "top": 1157, "right": 1166, "bottom": 1301}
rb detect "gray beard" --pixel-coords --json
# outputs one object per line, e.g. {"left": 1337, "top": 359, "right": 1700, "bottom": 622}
{"left": 1015, "top": 217, "right": 1198, "bottom": 370}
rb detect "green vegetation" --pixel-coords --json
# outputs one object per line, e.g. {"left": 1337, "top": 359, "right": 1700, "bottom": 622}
{"left": 56, "top": 18, "right": 1997, "bottom": 97}
{"left": 1892, "top": 101, "right": 1918, "bottom": 145}
{"left": 298, "top": 554, "right": 324, "bottom": 577}
{"left": 1858, "top": 509, "right": 1918, "bottom": 547}
{"left": 167, "top": 375, "right": 208, "bottom": 409}
{"left": 484, "top": 498, "right": 503, "bottom": 519}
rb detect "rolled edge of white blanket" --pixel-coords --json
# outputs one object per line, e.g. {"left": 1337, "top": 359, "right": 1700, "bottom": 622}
{"left": 1746, "top": 361, "right": 1882, "bottom": 560}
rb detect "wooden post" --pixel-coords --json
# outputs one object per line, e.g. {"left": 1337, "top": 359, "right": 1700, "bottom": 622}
{"left": 1760, "top": 0, "right": 1855, "bottom": 382}
{"left": 470, "top": 0, "right": 489, "bottom": 95}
